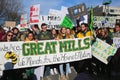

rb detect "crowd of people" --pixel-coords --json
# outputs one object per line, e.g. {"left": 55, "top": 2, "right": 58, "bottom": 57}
{"left": 0, "top": 18, "right": 120, "bottom": 80}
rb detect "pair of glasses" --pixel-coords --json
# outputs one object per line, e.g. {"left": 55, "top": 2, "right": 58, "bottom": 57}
{"left": 7, "top": 35, "right": 13, "bottom": 37}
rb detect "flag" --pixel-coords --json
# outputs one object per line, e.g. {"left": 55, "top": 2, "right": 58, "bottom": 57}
{"left": 60, "top": 16, "right": 74, "bottom": 29}
{"left": 89, "top": 6, "right": 94, "bottom": 31}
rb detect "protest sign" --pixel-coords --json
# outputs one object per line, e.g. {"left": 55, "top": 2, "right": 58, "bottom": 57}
{"left": 0, "top": 37, "right": 91, "bottom": 71}
{"left": 93, "top": 16, "right": 116, "bottom": 28}
{"left": 49, "top": 6, "right": 68, "bottom": 17}
{"left": 92, "top": 38, "right": 117, "bottom": 64}
{"left": 30, "top": 4, "right": 40, "bottom": 23}
{"left": 60, "top": 16, "right": 74, "bottom": 29}
{"left": 49, "top": 9, "right": 62, "bottom": 16}
{"left": 39, "top": 15, "right": 63, "bottom": 30}
{"left": 20, "top": 14, "right": 28, "bottom": 31}
{"left": 4, "top": 21, "right": 16, "bottom": 27}
{"left": 61, "top": 6, "right": 69, "bottom": 16}
{"left": 68, "top": 3, "right": 87, "bottom": 19}
{"left": 113, "top": 38, "right": 120, "bottom": 48}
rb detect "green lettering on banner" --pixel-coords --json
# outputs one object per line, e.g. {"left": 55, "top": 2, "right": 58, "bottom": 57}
{"left": 59, "top": 41, "right": 66, "bottom": 53}
{"left": 64, "top": 40, "right": 72, "bottom": 52}
{"left": 72, "top": 40, "right": 79, "bottom": 51}
{"left": 22, "top": 37, "right": 91, "bottom": 56}
{"left": 84, "top": 38, "right": 90, "bottom": 49}
{"left": 51, "top": 41, "right": 57, "bottom": 54}
{"left": 37, "top": 42, "right": 44, "bottom": 55}
{"left": 78, "top": 39, "right": 84, "bottom": 50}
{"left": 30, "top": 43, "right": 37, "bottom": 55}
{"left": 68, "top": 40, "right": 75, "bottom": 51}
{"left": 22, "top": 43, "right": 30, "bottom": 56}
{"left": 45, "top": 42, "right": 53, "bottom": 54}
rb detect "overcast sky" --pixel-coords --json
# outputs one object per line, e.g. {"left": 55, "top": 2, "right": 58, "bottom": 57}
{"left": 22, "top": 0, "right": 120, "bottom": 15}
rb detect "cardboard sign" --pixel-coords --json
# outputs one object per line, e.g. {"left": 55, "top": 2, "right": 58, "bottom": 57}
{"left": 30, "top": 4, "right": 40, "bottom": 23}
{"left": 113, "top": 38, "right": 120, "bottom": 49}
{"left": 68, "top": 3, "right": 87, "bottom": 19}
{"left": 93, "top": 16, "right": 116, "bottom": 28}
{"left": 92, "top": 38, "right": 117, "bottom": 64}
{"left": 0, "top": 37, "right": 91, "bottom": 70}
{"left": 4, "top": 21, "right": 16, "bottom": 27}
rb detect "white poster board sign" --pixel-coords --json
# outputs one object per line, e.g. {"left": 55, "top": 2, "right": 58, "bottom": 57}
{"left": 92, "top": 38, "right": 117, "bottom": 64}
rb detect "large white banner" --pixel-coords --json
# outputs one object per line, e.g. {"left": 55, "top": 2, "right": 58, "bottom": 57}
{"left": 113, "top": 38, "right": 120, "bottom": 49}
{"left": 30, "top": 4, "right": 40, "bottom": 23}
{"left": 92, "top": 38, "right": 117, "bottom": 64}
{"left": 0, "top": 37, "right": 91, "bottom": 71}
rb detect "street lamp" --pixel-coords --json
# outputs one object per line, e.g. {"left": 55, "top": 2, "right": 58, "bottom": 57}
{"left": 103, "top": 0, "right": 112, "bottom": 16}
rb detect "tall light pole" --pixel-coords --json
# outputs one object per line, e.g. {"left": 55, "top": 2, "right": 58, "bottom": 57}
{"left": 103, "top": 0, "right": 112, "bottom": 16}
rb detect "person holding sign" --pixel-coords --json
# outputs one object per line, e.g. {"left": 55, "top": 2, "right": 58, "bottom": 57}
{"left": 25, "top": 32, "right": 37, "bottom": 80}
{"left": 57, "top": 27, "right": 72, "bottom": 80}
{"left": 76, "top": 23, "right": 93, "bottom": 74}
{"left": 1, "top": 31, "right": 24, "bottom": 80}
{"left": 95, "top": 28, "right": 113, "bottom": 76}
{"left": 113, "top": 24, "right": 120, "bottom": 38}
{"left": 36, "top": 23, "right": 52, "bottom": 80}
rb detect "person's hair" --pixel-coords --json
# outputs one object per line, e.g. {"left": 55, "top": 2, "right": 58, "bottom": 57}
{"left": 34, "top": 24, "right": 40, "bottom": 30}
{"left": 81, "top": 23, "right": 88, "bottom": 27}
{"left": 12, "top": 27, "right": 19, "bottom": 32}
{"left": 101, "top": 28, "right": 108, "bottom": 38}
{"left": 3, "top": 31, "right": 13, "bottom": 41}
{"left": 26, "top": 31, "right": 35, "bottom": 40}
{"left": 51, "top": 28, "right": 57, "bottom": 34}
{"left": 41, "top": 23, "right": 47, "bottom": 27}
{"left": 115, "top": 23, "right": 120, "bottom": 27}
{"left": 57, "top": 27, "right": 71, "bottom": 39}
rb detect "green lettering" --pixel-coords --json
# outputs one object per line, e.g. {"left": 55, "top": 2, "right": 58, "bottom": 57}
{"left": 22, "top": 43, "right": 30, "bottom": 56}
{"left": 72, "top": 40, "right": 79, "bottom": 51}
{"left": 30, "top": 43, "right": 37, "bottom": 55}
{"left": 37, "top": 42, "right": 44, "bottom": 55}
{"left": 78, "top": 39, "right": 84, "bottom": 50}
{"left": 45, "top": 42, "right": 53, "bottom": 54}
{"left": 67, "top": 40, "right": 73, "bottom": 52}
{"left": 83, "top": 38, "right": 90, "bottom": 49}
{"left": 59, "top": 41, "right": 66, "bottom": 53}
{"left": 51, "top": 41, "right": 57, "bottom": 54}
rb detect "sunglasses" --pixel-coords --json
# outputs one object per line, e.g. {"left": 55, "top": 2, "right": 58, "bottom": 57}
{"left": 7, "top": 35, "right": 13, "bottom": 37}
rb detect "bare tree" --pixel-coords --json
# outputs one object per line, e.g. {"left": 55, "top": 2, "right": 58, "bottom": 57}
{"left": 0, "top": 0, "right": 23, "bottom": 25}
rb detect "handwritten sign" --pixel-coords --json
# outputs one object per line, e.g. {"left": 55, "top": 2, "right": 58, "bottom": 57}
{"left": 30, "top": 4, "right": 40, "bottom": 23}
{"left": 92, "top": 38, "right": 117, "bottom": 64}
{"left": 93, "top": 16, "right": 116, "bottom": 28}
{"left": 39, "top": 15, "right": 63, "bottom": 30}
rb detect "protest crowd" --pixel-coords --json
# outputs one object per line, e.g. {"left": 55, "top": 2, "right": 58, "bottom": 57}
{"left": 0, "top": 17, "right": 120, "bottom": 80}
{"left": 0, "top": 1, "right": 120, "bottom": 80}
